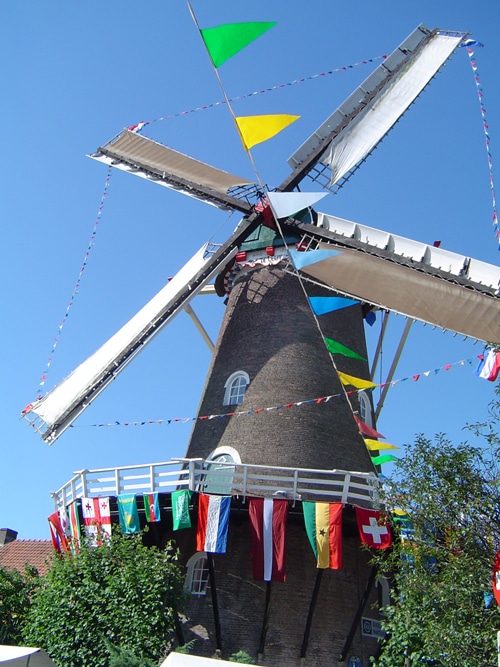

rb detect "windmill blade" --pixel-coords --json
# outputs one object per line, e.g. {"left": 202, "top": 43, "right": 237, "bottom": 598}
{"left": 282, "top": 25, "right": 466, "bottom": 194}
{"left": 22, "top": 216, "right": 263, "bottom": 444}
{"left": 287, "top": 212, "right": 500, "bottom": 343}
{"left": 90, "top": 129, "right": 258, "bottom": 213}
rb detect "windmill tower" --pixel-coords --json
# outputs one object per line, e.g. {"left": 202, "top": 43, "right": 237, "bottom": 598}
{"left": 23, "top": 24, "right": 500, "bottom": 667}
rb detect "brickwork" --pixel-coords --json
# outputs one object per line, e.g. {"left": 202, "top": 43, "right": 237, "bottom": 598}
{"left": 187, "top": 268, "right": 375, "bottom": 473}
{"left": 179, "top": 265, "right": 384, "bottom": 666}
{"left": 173, "top": 503, "right": 382, "bottom": 666}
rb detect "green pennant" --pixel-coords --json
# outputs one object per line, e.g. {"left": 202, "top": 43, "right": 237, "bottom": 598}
{"left": 371, "top": 454, "right": 398, "bottom": 466}
{"left": 324, "top": 336, "right": 366, "bottom": 361}
{"left": 200, "top": 21, "right": 277, "bottom": 67}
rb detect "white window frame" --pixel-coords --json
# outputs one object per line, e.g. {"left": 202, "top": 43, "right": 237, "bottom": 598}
{"left": 223, "top": 371, "right": 250, "bottom": 406}
{"left": 184, "top": 552, "right": 210, "bottom": 596}
{"left": 358, "top": 390, "right": 373, "bottom": 427}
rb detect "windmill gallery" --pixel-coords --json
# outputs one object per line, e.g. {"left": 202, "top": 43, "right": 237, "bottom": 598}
{"left": 23, "top": 20, "right": 500, "bottom": 667}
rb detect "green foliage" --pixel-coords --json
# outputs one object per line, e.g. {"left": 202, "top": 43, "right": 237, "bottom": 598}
{"left": 371, "top": 425, "right": 500, "bottom": 667}
{"left": 23, "top": 531, "right": 185, "bottom": 667}
{"left": 105, "top": 639, "right": 157, "bottom": 667}
{"left": 229, "top": 650, "right": 255, "bottom": 664}
{"left": 0, "top": 564, "right": 39, "bottom": 645}
{"left": 174, "top": 639, "right": 197, "bottom": 654}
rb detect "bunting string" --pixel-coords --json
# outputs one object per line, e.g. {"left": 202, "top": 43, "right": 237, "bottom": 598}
{"left": 72, "top": 356, "right": 476, "bottom": 429}
{"left": 35, "top": 167, "right": 112, "bottom": 399}
{"left": 125, "top": 55, "right": 387, "bottom": 132}
{"left": 462, "top": 40, "right": 498, "bottom": 247}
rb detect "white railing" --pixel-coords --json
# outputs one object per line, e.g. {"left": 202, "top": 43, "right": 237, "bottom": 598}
{"left": 52, "top": 458, "right": 380, "bottom": 508}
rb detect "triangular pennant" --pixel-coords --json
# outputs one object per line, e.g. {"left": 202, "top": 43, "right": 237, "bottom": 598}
{"left": 200, "top": 21, "right": 277, "bottom": 68}
{"left": 267, "top": 191, "right": 328, "bottom": 219}
{"left": 309, "top": 295, "right": 359, "bottom": 315}
{"left": 364, "top": 438, "right": 399, "bottom": 451}
{"left": 289, "top": 247, "right": 340, "bottom": 270}
{"left": 371, "top": 454, "right": 398, "bottom": 465}
{"left": 337, "top": 371, "right": 377, "bottom": 390}
{"left": 324, "top": 337, "right": 366, "bottom": 361}
{"left": 235, "top": 114, "right": 300, "bottom": 151}
{"left": 353, "top": 415, "right": 385, "bottom": 439}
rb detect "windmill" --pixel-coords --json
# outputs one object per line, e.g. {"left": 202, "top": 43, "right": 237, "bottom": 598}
{"left": 23, "top": 23, "right": 500, "bottom": 666}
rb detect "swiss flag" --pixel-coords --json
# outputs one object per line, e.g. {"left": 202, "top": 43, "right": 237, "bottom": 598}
{"left": 355, "top": 507, "right": 392, "bottom": 549}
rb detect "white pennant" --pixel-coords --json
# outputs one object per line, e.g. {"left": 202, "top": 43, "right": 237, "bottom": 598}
{"left": 267, "top": 191, "right": 328, "bottom": 219}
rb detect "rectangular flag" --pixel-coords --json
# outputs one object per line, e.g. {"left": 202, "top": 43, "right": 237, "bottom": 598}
{"left": 172, "top": 490, "right": 192, "bottom": 530}
{"left": 143, "top": 492, "right": 161, "bottom": 523}
{"left": 81, "top": 497, "right": 112, "bottom": 544}
{"left": 68, "top": 500, "right": 82, "bottom": 552}
{"left": 476, "top": 348, "right": 500, "bottom": 381}
{"left": 355, "top": 507, "right": 392, "bottom": 549}
{"left": 196, "top": 494, "right": 231, "bottom": 553}
{"left": 48, "top": 511, "right": 69, "bottom": 553}
{"left": 117, "top": 494, "right": 141, "bottom": 534}
{"left": 302, "top": 502, "right": 343, "bottom": 569}
{"left": 248, "top": 497, "right": 288, "bottom": 582}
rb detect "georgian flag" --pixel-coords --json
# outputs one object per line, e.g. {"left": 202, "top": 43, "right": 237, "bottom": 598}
{"left": 81, "top": 497, "right": 112, "bottom": 543}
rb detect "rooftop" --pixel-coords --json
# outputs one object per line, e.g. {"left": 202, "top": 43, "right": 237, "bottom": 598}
{"left": 0, "top": 539, "right": 54, "bottom": 575}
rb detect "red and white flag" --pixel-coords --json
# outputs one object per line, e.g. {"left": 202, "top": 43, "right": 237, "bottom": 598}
{"left": 81, "top": 497, "right": 112, "bottom": 543}
{"left": 249, "top": 498, "right": 288, "bottom": 582}
{"left": 355, "top": 507, "right": 392, "bottom": 549}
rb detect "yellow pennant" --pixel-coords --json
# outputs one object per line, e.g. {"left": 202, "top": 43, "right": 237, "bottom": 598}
{"left": 235, "top": 114, "right": 300, "bottom": 151}
{"left": 364, "top": 438, "right": 399, "bottom": 451}
{"left": 337, "top": 371, "right": 377, "bottom": 390}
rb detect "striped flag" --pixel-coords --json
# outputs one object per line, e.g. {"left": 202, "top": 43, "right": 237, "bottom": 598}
{"left": 68, "top": 500, "right": 82, "bottom": 552}
{"left": 196, "top": 494, "right": 231, "bottom": 553}
{"left": 303, "top": 502, "right": 343, "bottom": 569}
{"left": 143, "top": 492, "right": 161, "bottom": 523}
{"left": 48, "top": 511, "right": 69, "bottom": 553}
{"left": 248, "top": 498, "right": 288, "bottom": 582}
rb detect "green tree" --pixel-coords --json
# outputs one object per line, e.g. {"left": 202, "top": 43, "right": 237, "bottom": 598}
{"left": 0, "top": 565, "right": 39, "bottom": 644}
{"left": 372, "top": 423, "right": 500, "bottom": 667}
{"left": 23, "top": 531, "right": 185, "bottom": 667}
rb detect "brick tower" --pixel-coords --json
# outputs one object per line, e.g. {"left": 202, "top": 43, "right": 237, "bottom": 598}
{"left": 176, "top": 234, "right": 385, "bottom": 666}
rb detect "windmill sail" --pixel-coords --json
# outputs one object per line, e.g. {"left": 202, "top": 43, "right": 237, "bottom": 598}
{"left": 288, "top": 213, "right": 500, "bottom": 343}
{"left": 284, "top": 25, "right": 465, "bottom": 193}
{"left": 23, "top": 229, "right": 258, "bottom": 444}
{"left": 91, "top": 129, "right": 257, "bottom": 213}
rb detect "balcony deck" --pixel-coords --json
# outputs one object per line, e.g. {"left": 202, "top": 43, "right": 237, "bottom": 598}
{"left": 52, "top": 458, "right": 380, "bottom": 509}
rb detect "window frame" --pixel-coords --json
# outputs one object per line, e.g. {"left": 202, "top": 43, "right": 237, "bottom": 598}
{"left": 184, "top": 551, "right": 210, "bottom": 596}
{"left": 223, "top": 370, "right": 250, "bottom": 406}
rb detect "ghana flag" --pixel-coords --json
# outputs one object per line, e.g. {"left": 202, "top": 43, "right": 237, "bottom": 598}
{"left": 303, "top": 502, "right": 343, "bottom": 569}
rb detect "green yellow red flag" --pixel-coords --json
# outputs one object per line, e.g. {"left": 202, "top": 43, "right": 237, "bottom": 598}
{"left": 302, "top": 501, "right": 343, "bottom": 569}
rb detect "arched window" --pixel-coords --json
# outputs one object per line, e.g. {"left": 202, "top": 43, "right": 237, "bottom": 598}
{"left": 184, "top": 552, "right": 210, "bottom": 596}
{"left": 223, "top": 371, "right": 250, "bottom": 406}
{"left": 202, "top": 446, "right": 241, "bottom": 495}
{"left": 358, "top": 390, "right": 373, "bottom": 428}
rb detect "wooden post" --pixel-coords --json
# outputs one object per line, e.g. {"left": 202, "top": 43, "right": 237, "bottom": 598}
{"left": 338, "top": 566, "right": 377, "bottom": 662}
{"left": 300, "top": 569, "right": 323, "bottom": 660}
{"left": 207, "top": 553, "right": 223, "bottom": 652}
{"left": 258, "top": 581, "right": 272, "bottom": 659}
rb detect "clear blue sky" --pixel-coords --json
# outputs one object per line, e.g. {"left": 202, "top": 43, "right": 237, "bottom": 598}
{"left": 2, "top": 1, "right": 499, "bottom": 539}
